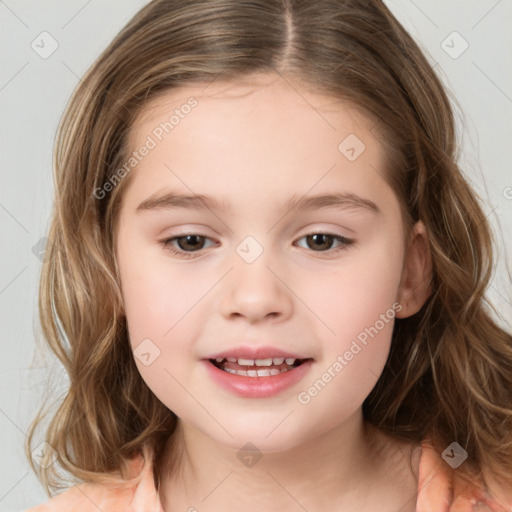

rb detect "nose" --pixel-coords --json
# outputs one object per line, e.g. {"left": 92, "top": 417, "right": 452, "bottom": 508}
{"left": 220, "top": 255, "right": 293, "bottom": 324}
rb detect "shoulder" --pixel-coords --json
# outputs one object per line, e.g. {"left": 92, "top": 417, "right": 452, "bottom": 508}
{"left": 416, "top": 438, "right": 512, "bottom": 512}
{"left": 23, "top": 448, "right": 163, "bottom": 512}
{"left": 22, "top": 482, "right": 133, "bottom": 512}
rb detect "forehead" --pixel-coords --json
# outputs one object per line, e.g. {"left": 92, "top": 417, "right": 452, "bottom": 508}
{"left": 129, "top": 73, "right": 376, "bottom": 143}
{"left": 119, "top": 73, "right": 394, "bottom": 219}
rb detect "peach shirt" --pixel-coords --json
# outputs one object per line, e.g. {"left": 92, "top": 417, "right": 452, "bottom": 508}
{"left": 25, "top": 439, "right": 512, "bottom": 512}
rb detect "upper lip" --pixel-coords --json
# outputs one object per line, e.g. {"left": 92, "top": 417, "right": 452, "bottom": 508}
{"left": 205, "top": 345, "right": 311, "bottom": 361}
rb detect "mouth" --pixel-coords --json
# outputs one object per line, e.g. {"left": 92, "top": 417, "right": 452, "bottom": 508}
{"left": 208, "top": 356, "right": 311, "bottom": 377}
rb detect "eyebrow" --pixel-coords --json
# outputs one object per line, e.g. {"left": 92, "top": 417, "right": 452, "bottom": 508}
{"left": 136, "top": 191, "right": 381, "bottom": 215}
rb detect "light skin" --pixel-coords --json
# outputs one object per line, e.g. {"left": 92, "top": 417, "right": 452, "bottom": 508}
{"left": 115, "top": 72, "right": 432, "bottom": 512}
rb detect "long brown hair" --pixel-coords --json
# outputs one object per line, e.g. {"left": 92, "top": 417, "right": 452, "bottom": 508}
{"left": 27, "top": 0, "right": 512, "bottom": 499}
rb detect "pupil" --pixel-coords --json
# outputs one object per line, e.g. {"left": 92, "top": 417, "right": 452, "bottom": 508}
{"left": 179, "top": 235, "right": 203, "bottom": 251}
{"left": 309, "top": 233, "right": 332, "bottom": 250}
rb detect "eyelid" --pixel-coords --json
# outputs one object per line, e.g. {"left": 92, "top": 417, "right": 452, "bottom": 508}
{"left": 159, "top": 232, "right": 218, "bottom": 258}
{"left": 293, "top": 232, "right": 354, "bottom": 254}
{"left": 159, "top": 229, "right": 355, "bottom": 259}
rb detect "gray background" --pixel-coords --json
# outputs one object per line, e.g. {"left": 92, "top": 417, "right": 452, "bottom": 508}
{"left": 1, "top": 0, "right": 511, "bottom": 510}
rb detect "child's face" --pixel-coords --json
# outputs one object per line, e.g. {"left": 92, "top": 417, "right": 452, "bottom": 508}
{"left": 116, "top": 73, "right": 409, "bottom": 451}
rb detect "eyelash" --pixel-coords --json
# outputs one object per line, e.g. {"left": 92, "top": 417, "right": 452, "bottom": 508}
{"left": 159, "top": 232, "right": 354, "bottom": 259}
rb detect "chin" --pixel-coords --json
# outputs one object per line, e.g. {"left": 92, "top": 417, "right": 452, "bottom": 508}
{"left": 195, "top": 413, "right": 318, "bottom": 454}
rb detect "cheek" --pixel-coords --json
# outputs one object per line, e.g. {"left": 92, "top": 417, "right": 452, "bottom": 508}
{"left": 118, "top": 228, "right": 190, "bottom": 331}
{"left": 308, "top": 234, "right": 403, "bottom": 335}
{"left": 117, "top": 234, "right": 216, "bottom": 375}
{"left": 297, "top": 232, "right": 404, "bottom": 400}
{"left": 295, "top": 252, "right": 404, "bottom": 419}
{"left": 117, "top": 233, "right": 181, "bottom": 353}
{"left": 117, "top": 239, "right": 208, "bottom": 412}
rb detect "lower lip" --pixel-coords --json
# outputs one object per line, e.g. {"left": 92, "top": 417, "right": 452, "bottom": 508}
{"left": 202, "top": 359, "right": 313, "bottom": 398}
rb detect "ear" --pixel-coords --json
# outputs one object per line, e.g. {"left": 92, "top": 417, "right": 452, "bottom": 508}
{"left": 395, "top": 220, "right": 433, "bottom": 318}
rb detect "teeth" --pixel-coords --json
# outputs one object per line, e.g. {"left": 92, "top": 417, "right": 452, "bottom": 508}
{"left": 219, "top": 357, "right": 296, "bottom": 366}
{"left": 255, "top": 358, "right": 272, "bottom": 366}
{"left": 212, "top": 356, "right": 304, "bottom": 372}
{"left": 224, "top": 368, "right": 245, "bottom": 375}
{"left": 255, "top": 368, "right": 288, "bottom": 376}
{"left": 223, "top": 367, "right": 290, "bottom": 377}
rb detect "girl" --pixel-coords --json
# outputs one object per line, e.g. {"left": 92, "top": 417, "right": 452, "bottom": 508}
{"left": 25, "top": 0, "right": 512, "bottom": 511}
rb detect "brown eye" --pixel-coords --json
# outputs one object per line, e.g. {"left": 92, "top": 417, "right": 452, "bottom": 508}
{"left": 161, "top": 234, "right": 216, "bottom": 258}
{"left": 296, "top": 233, "right": 353, "bottom": 252}
{"left": 173, "top": 235, "right": 206, "bottom": 251}
{"left": 306, "top": 234, "right": 334, "bottom": 251}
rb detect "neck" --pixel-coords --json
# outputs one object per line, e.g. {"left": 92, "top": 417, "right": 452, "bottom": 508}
{"left": 158, "top": 411, "right": 418, "bottom": 512}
